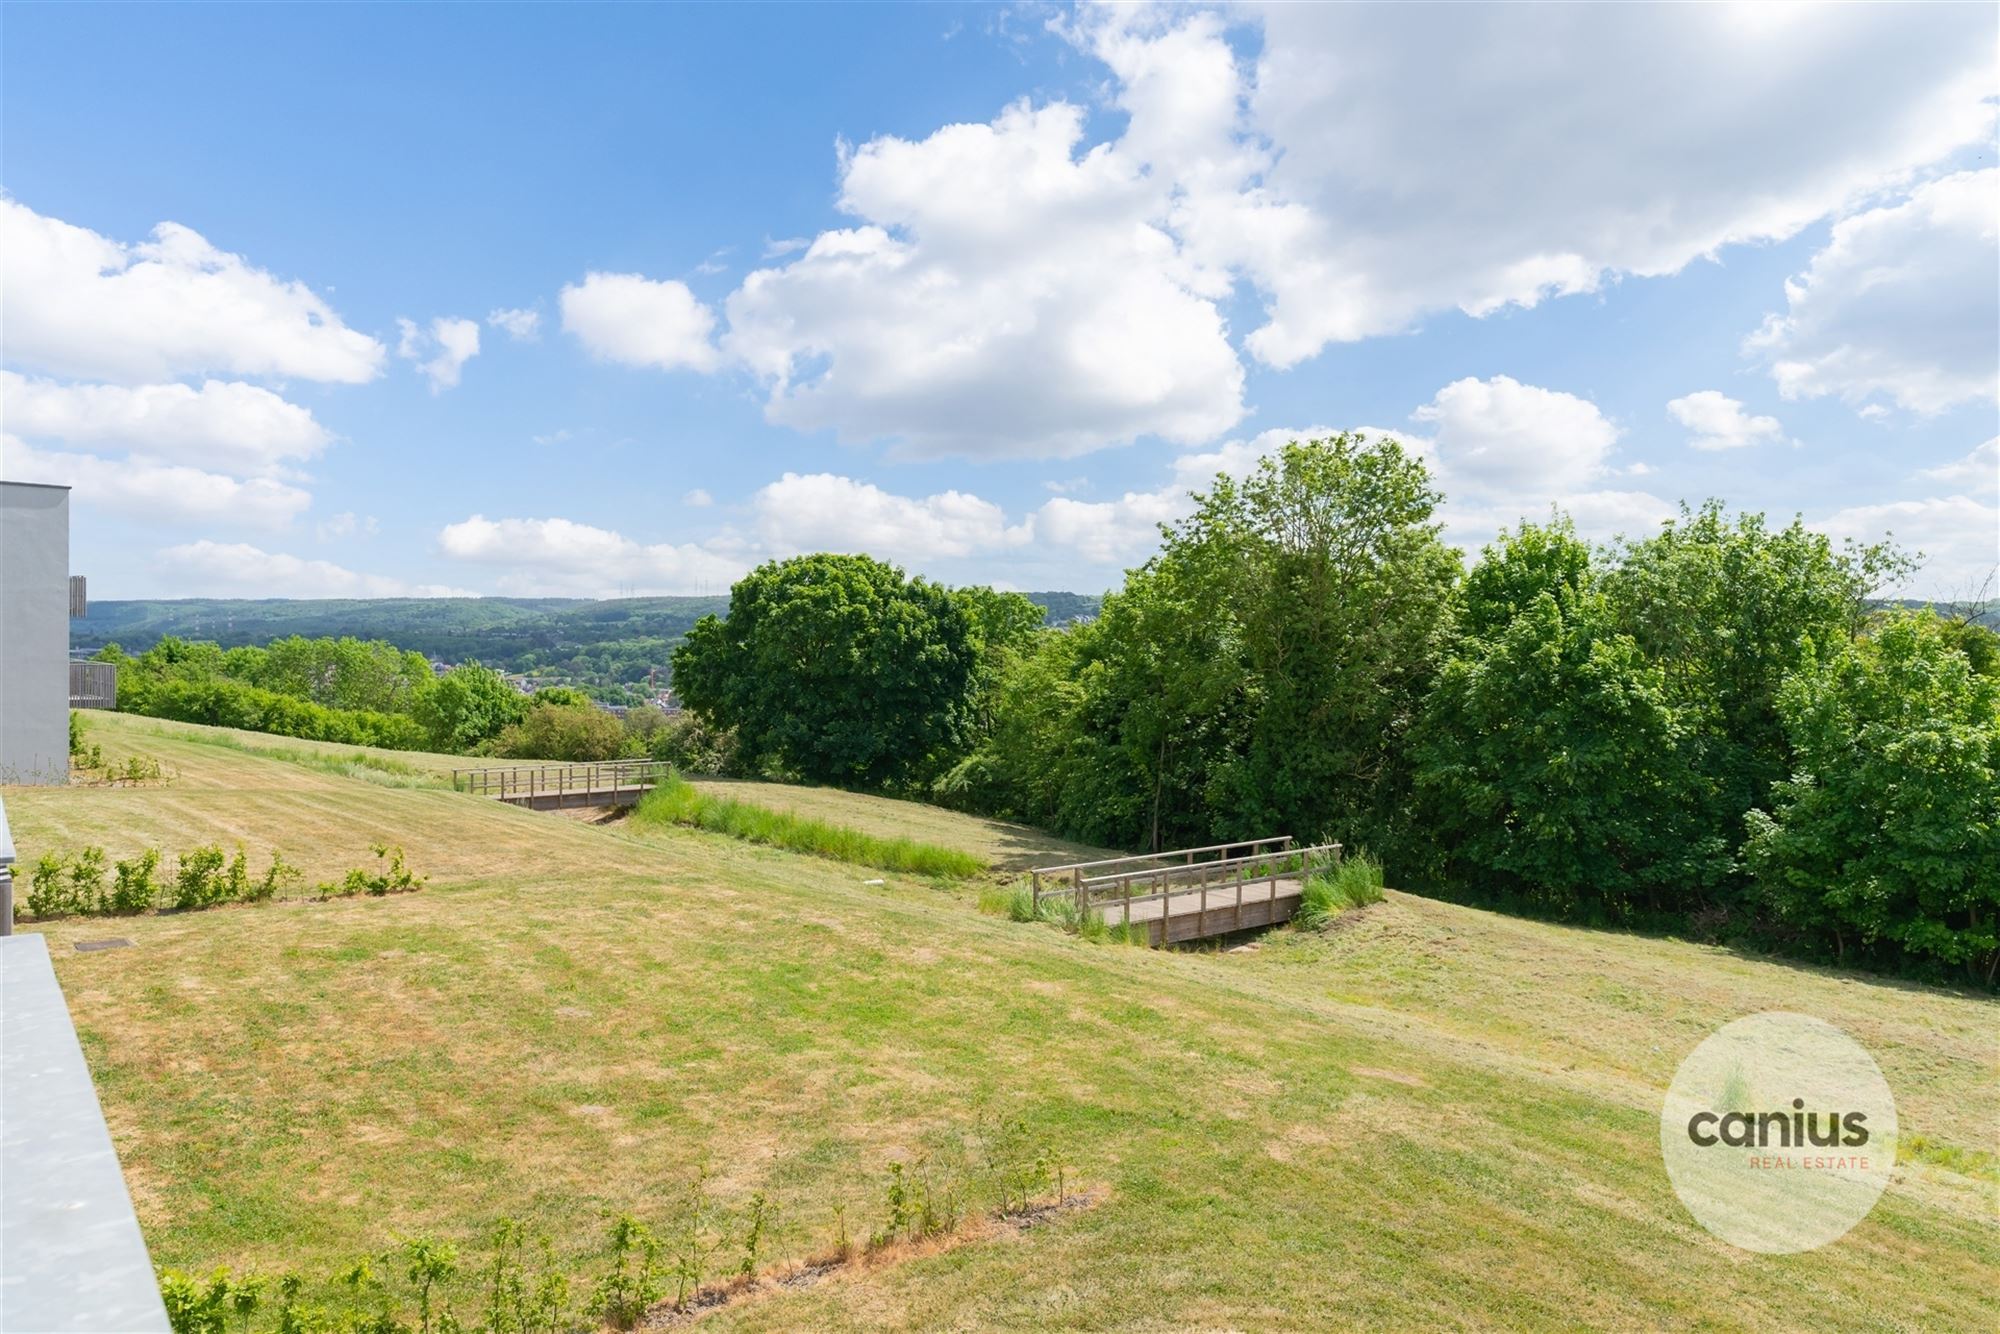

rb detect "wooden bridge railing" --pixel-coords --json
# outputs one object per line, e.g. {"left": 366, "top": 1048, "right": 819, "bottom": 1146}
{"left": 451, "top": 760, "right": 676, "bottom": 801}
{"left": 1030, "top": 840, "right": 1342, "bottom": 937}
{"left": 1030, "top": 836, "right": 1296, "bottom": 904}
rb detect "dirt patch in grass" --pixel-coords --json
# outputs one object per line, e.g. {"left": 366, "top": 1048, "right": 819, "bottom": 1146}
{"left": 638, "top": 1191, "right": 1106, "bottom": 1328}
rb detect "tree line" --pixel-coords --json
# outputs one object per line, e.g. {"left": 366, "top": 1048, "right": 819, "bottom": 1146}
{"left": 669, "top": 436, "right": 1999, "bottom": 986}
{"left": 93, "top": 635, "right": 680, "bottom": 762}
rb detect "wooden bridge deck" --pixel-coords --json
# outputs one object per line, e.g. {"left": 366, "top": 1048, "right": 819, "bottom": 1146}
{"left": 1031, "top": 837, "right": 1339, "bottom": 946}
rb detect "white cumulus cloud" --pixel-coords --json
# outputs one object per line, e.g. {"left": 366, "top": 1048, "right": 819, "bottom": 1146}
{"left": 560, "top": 272, "right": 720, "bottom": 373}
{"left": 723, "top": 100, "right": 1244, "bottom": 458}
{"left": 0, "top": 196, "right": 385, "bottom": 384}
{"left": 1815, "top": 495, "right": 1998, "bottom": 600}
{"left": 486, "top": 307, "right": 542, "bottom": 341}
{"left": 1919, "top": 438, "right": 1999, "bottom": 498}
{"left": 1667, "top": 390, "right": 1789, "bottom": 451}
{"left": 157, "top": 541, "right": 474, "bottom": 598}
{"left": 397, "top": 316, "right": 481, "bottom": 392}
{"left": 436, "top": 514, "right": 744, "bottom": 596}
{"left": 2, "top": 437, "right": 311, "bottom": 529}
{"left": 1220, "top": 4, "right": 1996, "bottom": 365}
{"left": 1411, "top": 376, "right": 1621, "bottom": 494}
{"left": 0, "top": 370, "right": 331, "bottom": 475}
{"left": 1748, "top": 169, "right": 1999, "bottom": 415}
{"left": 750, "top": 473, "right": 1031, "bottom": 563}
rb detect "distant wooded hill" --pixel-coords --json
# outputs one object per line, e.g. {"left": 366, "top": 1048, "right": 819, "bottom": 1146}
{"left": 72, "top": 591, "right": 1105, "bottom": 665}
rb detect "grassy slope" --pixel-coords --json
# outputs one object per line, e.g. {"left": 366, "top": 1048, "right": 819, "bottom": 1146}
{"left": 4, "top": 711, "right": 1995, "bottom": 1331}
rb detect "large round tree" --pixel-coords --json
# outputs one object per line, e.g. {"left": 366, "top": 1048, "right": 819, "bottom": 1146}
{"left": 670, "top": 553, "right": 979, "bottom": 789}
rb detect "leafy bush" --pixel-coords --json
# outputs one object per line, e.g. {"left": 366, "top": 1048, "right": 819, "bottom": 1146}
{"left": 122, "top": 675, "right": 429, "bottom": 751}
{"left": 323, "top": 844, "right": 424, "bottom": 898}
{"left": 110, "top": 849, "right": 163, "bottom": 914}
{"left": 25, "top": 844, "right": 310, "bottom": 920}
{"left": 632, "top": 778, "right": 985, "bottom": 877}
{"left": 492, "top": 702, "right": 626, "bottom": 762}
{"left": 588, "top": 1215, "right": 662, "bottom": 1330}
{"left": 69, "top": 711, "right": 106, "bottom": 772}
{"left": 645, "top": 712, "right": 743, "bottom": 776}
{"left": 26, "top": 849, "right": 105, "bottom": 919}
{"left": 1745, "top": 613, "right": 2000, "bottom": 981}
{"left": 172, "top": 845, "right": 232, "bottom": 910}
{"left": 1412, "top": 522, "right": 1730, "bottom": 922}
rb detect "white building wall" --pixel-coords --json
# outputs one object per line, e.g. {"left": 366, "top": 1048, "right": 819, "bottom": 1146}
{"left": 0, "top": 482, "right": 71, "bottom": 785}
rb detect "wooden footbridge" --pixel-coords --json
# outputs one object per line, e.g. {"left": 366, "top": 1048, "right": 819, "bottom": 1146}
{"left": 1030, "top": 836, "right": 1342, "bottom": 946}
{"left": 452, "top": 760, "right": 674, "bottom": 811}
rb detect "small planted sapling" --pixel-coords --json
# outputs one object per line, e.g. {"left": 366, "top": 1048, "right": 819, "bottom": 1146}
{"left": 398, "top": 1237, "right": 459, "bottom": 1334}
{"left": 588, "top": 1214, "right": 662, "bottom": 1330}
{"left": 667, "top": 1167, "right": 725, "bottom": 1310}
{"left": 737, "top": 1191, "right": 775, "bottom": 1279}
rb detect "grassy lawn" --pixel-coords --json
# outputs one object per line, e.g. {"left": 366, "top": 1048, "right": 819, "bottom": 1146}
{"left": 5, "top": 710, "right": 1996, "bottom": 1330}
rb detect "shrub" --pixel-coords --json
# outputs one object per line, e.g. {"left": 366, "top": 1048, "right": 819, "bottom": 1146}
{"left": 1745, "top": 612, "right": 2000, "bottom": 981}
{"left": 69, "top": 711, "right": 106, "bottom": 772}
{"left": 645, "top": 713, "right": 742, "bottom": 776}
{"left": 28, "top": 844, "right": 304, "bottom": 919}
{"left": 325, "top": 845, "right": 424, "bottom": 898}
{"left": 172, "top": 845, "right": 231, "bottom": 911}
{"left": 110, "top": 849, "right": 163, "bottom": 914}
{"left": 159, "top": 1268, "right": 233, "bottom": 1334}
{"left": 492, "top": 702, "right": 626, "bottom": 762}
{"left": 26, "top": 850, "right": 97, "bottom": 919}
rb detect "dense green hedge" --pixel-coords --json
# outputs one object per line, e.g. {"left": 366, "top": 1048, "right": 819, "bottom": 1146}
{"left": 120, "top": 674, "right": 431, "bottom": 751}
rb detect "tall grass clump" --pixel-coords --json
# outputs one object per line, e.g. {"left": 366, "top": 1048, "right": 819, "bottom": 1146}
{"left": 1295, "top": 852, "right": 1385, "bottom": 929}
{"left": 632, "top": 777, "right": 985, "bottom": 878}
{"left": 978, "top": 879, "right": 1141, "bottom": 944}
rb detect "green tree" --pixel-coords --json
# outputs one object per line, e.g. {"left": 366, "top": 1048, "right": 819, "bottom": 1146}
{"left": 493, "top": 702, "right": 627, "bottom": 761}
{"left": 966, "top": 434, "right": 1458, "bottom": 855}
{"left": 1745, "top": 612, "right": 2000, "bottom": 981}
{"left": 671, "top": 554, "right": 979, "bottom": 788}
{"left": 1604, "top": 502, "right": 1911, "bottom": 844}
{"left": 411, "top": 665, "right": 525, "bottom": 753}
{"left": 1177, "top": 435, "right": 1461, "bottom": 853}
{"left": 245, "top": 635, "right": 433, "bottom": 713}
{"left": 1413, "top": 521, "right": 1728, "bottom": 919}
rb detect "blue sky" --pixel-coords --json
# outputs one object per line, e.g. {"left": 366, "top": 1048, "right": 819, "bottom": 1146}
{"left": 3, "top": 3, "right": 1995, "bottom": 600}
